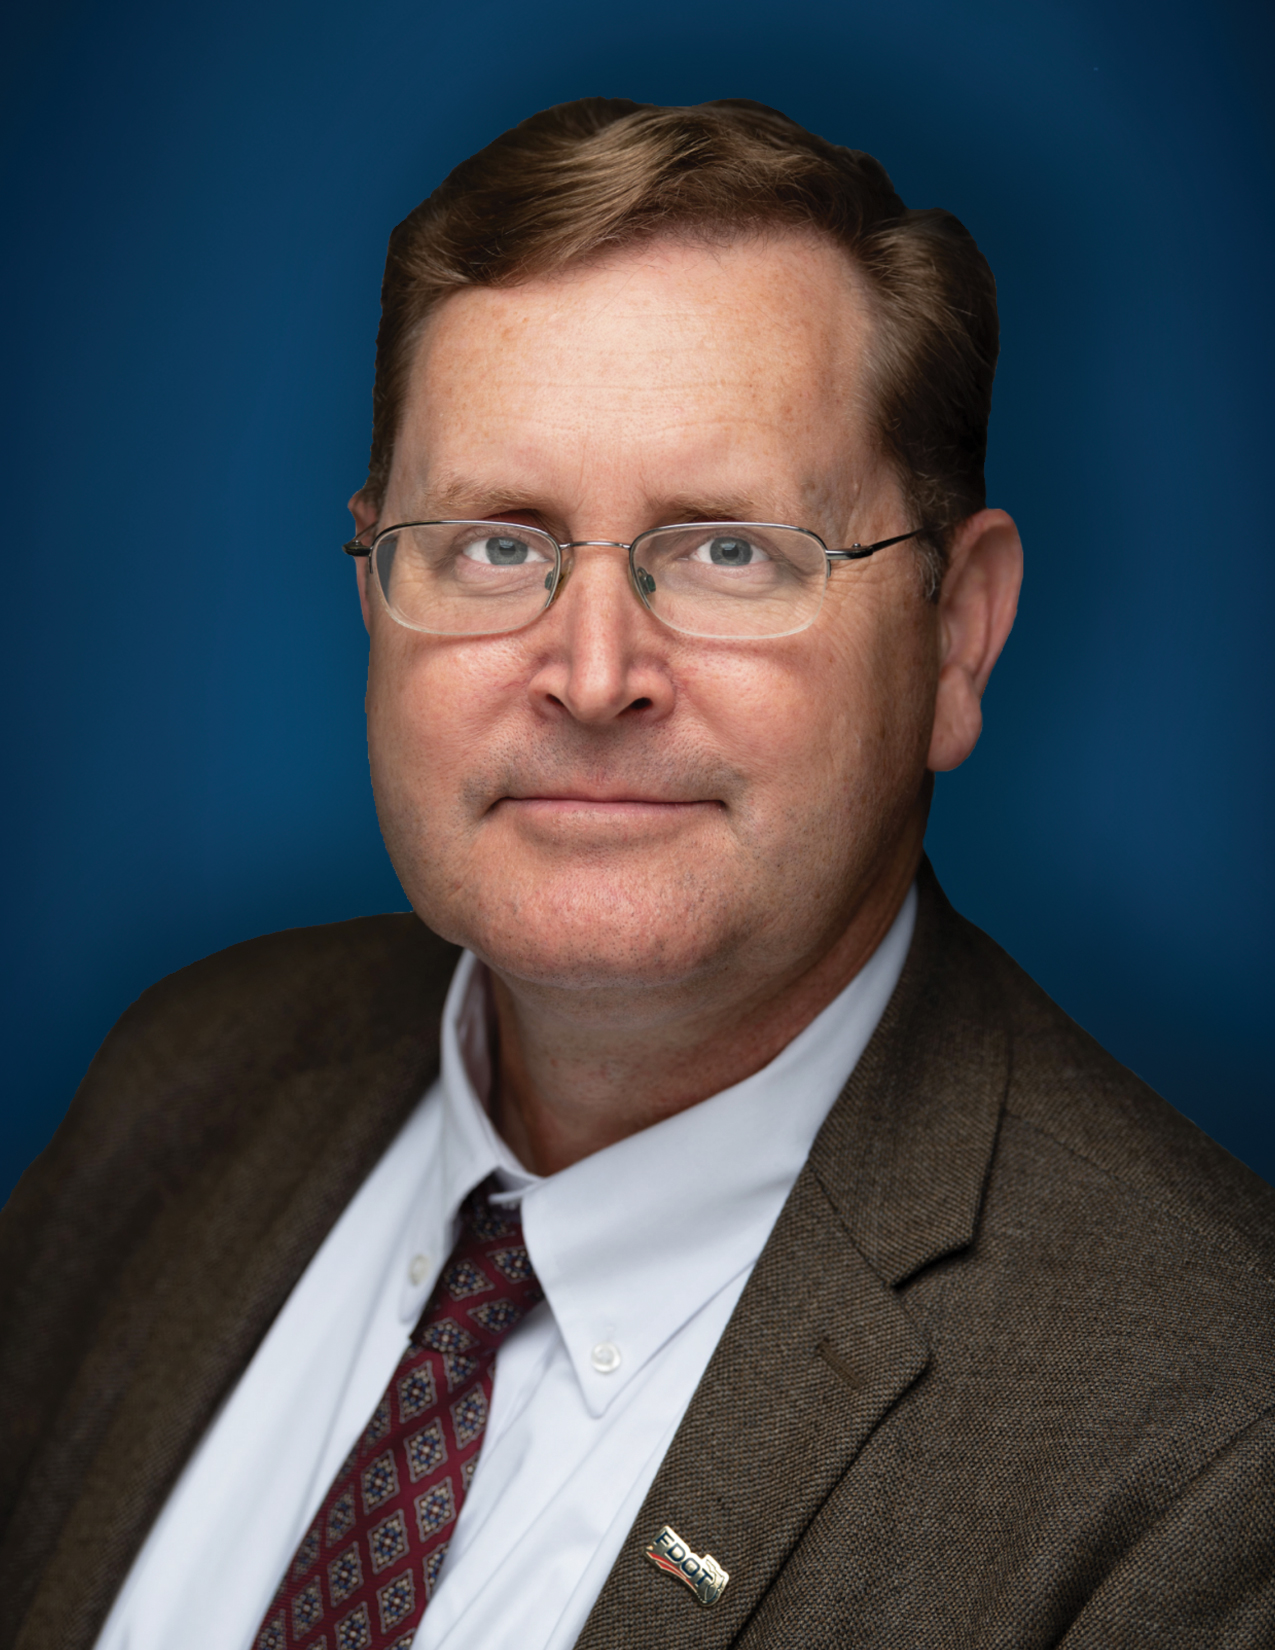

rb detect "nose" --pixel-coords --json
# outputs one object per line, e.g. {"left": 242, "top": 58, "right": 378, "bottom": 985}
{"left": 526, "top": 543, "right": 676, "bottom": 724}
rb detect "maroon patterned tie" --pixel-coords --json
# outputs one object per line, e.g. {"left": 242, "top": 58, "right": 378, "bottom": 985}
{"left": 250, "top": 1180, "right": 543, "bottom": 1650}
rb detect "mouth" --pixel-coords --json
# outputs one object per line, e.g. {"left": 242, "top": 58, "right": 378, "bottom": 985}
{"left": 467, "top": 754, "right": 741, "bottom": 832}
{"left": 495, "top": 793, "right": 720, "bottom": 816}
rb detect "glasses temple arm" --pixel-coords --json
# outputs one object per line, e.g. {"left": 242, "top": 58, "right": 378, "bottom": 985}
{"left": 826, "top": 527, "right": 928, "bottom": 562}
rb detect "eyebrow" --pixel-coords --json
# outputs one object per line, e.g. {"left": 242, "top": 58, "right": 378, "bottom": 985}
{"left": 394, "top": 474, "right": 517, "bottom": 521}
{"left": 399, "top": 473, "right": 793, "bottom": 531}
{"left": 654, "top": 494, "right": 782, "bottom": 525}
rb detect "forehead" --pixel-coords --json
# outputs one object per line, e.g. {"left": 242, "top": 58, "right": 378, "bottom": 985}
{"left": 388, "top": 231, "right": 879, "bottom": 520}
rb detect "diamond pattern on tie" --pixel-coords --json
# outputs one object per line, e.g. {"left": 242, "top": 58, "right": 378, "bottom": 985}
{"left": 251, "top": 1180, "right": 543, "bottom": 1650}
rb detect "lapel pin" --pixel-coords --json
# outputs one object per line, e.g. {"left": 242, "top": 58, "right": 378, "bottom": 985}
{"left": 645, "top": 1523, "right": 729, "bottom": 1606}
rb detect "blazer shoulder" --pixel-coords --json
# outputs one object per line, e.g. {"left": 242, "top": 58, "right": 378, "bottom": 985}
{"left": 1, "top": 914, "right": 460, "bottom": 1277}
{"left": 85, "top": 912, "right": 457, "bottom": 1094}
{"left": 111, "top": 911, "right": 457, "bottom": 1054}
{"left": 956, "top": 909, "right": 1275, "bottom": 1284}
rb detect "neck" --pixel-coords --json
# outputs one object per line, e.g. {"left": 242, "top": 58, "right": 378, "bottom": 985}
{"left": 488, "top": 826, "right": 925, "bottom": 1176}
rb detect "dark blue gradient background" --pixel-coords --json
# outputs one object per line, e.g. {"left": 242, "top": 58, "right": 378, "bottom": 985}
{"left": 2, "top": 0, "right": 1271, "bottom": 1200}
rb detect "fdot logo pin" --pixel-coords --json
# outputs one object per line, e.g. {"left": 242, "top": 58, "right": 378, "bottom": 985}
{"left": 644, "top": 1523, "right": 730, "bottom": 1606}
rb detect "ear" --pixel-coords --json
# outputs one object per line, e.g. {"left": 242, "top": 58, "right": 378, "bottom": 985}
{"left": 927, "top": 508, "right": 1023, "bottom": 773}
{"left": 348, "top": 489, "right": 380, "bottom": 635}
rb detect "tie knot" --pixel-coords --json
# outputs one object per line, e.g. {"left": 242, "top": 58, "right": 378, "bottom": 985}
{"left": 411, "top": 1179, "right": 543, "bottom": 1350}
{"left": 460, "top": 1179, "right": 523, "bottom": 1242}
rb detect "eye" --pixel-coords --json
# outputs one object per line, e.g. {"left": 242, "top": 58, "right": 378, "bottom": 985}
{"left": 460, "top": 532, "right": 552, "bottom": 567}
{"left": 688, "top": 533, "right": 771, "bottom": 567}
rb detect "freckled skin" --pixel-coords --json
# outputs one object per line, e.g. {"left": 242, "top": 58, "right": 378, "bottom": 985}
{"left": 352, "top": 233, "right": 1022, "bottom": 1172}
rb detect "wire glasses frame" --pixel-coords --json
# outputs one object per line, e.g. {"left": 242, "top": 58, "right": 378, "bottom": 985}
{"left": 342, "top": 519, "right": 927, "bottom": 641}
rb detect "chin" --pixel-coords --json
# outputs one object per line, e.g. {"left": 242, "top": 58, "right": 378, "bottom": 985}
{"left": 426, "top": 860, "right": 747, "bottom": 995}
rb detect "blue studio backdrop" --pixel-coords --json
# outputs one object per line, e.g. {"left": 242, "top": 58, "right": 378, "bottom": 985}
{"left": 2, "top": 0, "right": 1271, "bottom": 1200}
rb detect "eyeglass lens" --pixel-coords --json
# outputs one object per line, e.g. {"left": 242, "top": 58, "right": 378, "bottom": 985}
{"left": 372, "top": 522, "right": 832, "bottom": 640}
{"left": 632, "top": 524, "right": 828, "bottom": 638}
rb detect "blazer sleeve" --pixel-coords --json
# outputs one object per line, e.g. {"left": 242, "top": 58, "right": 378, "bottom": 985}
{"left": 1057, "top": 1405, "right": 1275, "bottom": 1647}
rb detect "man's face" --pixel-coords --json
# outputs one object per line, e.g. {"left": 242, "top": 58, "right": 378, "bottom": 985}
{"left": 360, "top": 233, "right": 941, "bottom": 1005}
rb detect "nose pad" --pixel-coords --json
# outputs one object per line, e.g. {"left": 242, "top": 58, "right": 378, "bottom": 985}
{"left": 543, "top": 549, "right": 572, "bottom": 605}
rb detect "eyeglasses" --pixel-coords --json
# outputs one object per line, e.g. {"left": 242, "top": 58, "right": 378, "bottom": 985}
{"left": 342, "top": 520, "right": 925, "bottom": 641}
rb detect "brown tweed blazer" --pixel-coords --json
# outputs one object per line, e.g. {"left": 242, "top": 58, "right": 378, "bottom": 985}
{"left": 3, "top": 864, "right": 1274, "bottom": 1648}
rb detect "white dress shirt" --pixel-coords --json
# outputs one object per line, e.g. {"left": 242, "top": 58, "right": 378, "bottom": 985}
{"left": 94, "top": 886, "right": 915, "bottom": 1650}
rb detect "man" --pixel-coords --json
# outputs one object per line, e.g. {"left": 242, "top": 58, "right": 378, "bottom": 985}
{"left": 2, "top": 96, "right": 1273, "bottom": 1650}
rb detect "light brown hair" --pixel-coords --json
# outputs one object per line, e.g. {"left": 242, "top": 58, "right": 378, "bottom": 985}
{"left": 365, "top": 97, "right": 999, "bottom": 588}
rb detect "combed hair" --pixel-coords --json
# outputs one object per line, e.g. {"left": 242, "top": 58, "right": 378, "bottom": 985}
{"left": 366, "top": 97, "right": 999, "bottom": 590}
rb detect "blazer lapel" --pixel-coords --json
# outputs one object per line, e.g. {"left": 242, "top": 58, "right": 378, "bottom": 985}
{"left": 575, "top": 1171, "right": 930, "bottom": 1650}
{"left": 576, "top": 862, "right": 1010, "bottom": 1648}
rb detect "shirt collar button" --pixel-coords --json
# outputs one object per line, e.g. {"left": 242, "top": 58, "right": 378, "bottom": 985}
{"left": 590, "top": 1341, "right": 622, "bottom": 1374}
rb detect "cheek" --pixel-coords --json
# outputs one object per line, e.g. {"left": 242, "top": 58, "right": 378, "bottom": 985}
{"left": 837, "top": 614, "right": 937, "bottom": 795}
{"left": 698, "top": 606, "right": 934, "bottom": 826}
{"left": 365, "top": 629, "right": 520, "bottom": 816}
{"left": 674, "top": 640, "right": 861, "bottom": 829}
